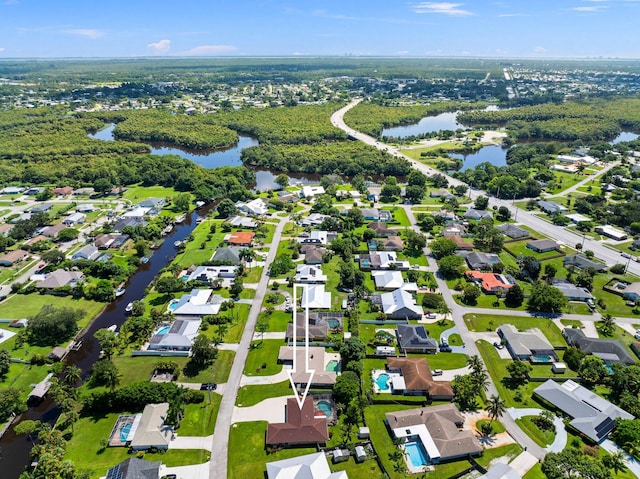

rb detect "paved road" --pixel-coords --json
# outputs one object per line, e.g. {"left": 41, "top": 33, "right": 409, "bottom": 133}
{"left": 331, "top": 100, "right": 640, "bottom": 277}
{"left": 208, "top": 216, "right": 287, "bottom": 479}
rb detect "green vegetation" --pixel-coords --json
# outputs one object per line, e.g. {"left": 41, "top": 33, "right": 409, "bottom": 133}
{"left": 465, "top": 313, "right": 566, "bottom": 346}
{"left": 243, "top": 340, "right": 284, "bottom": 376}
{"left": 516, "top": 415, "right": 556, "bottom": 447}
{"left": 236, "top": 379, "right": 292, "bottom": 407}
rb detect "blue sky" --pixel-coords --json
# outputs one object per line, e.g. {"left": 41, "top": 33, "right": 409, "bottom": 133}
{"left": 1, "top": 0, "right": 639, "bottom": 58}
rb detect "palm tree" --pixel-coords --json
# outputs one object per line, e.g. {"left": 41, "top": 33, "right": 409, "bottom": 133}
{"left": 606, "top": 450, "right": 627, "bottom": 475}
{"left": 104, "top": 367, "right": 121, "bottom": 392}
{"left": 485, "top": 395, "right": 507, "bottom": 426}
{"left": 62, "top": 365, "right": 82, "bottom": 388}
{"left": 473, "top": 370, "right": 490, "bottom": 395}
{"left": 467, "top": 355, "right": 484, "bottom": 375}
{"left": 600, "top": 314, "right": 615, "bottom": 337}
{"left": 438, "top": 304, "right": 451, "bottom": 322}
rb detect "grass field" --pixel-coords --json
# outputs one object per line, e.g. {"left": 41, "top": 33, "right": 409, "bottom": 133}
{"left": 243, "top": 340, "right": 284, "bottom": 376}
{"left": 465, "top": 313, "right": 566, "bottom": 346}
{"left": 516, "top": 415, "right": 556, "bottom": 447}
{"left": 236, "top": 379, "right": 292, "bottom": 407}
{"left": 122, "top": 185, "right": 177, "bottom": 202}
{"left": 178, "top": 396, "right": 222, "bottom": 436}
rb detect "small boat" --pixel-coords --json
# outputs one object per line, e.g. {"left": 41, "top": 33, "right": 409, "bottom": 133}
{"left": 125, "top": 303, "right": 133, "bottom": 313}
{"left": 140, "top": 256, "right": 150, "bottom": 264}
{"left": 195, "top": 201, "right": 205, "bottom": 207}
{"left": 115, "top": 287, "right": 126, "bottom": 297}
{"left": 175, "top": 214, "right": 186, "bottom": 223}
{"left": 196, "top": 217, "right": 204, "bottom": 224}
{"left": 149, "top": 242, "right": 160, "bottom": 249}
{"left": 107, "top": 324, "right": 118, "bottom": 332}
{"left": 174, "top": 240, "right": 182, "bottom": 248}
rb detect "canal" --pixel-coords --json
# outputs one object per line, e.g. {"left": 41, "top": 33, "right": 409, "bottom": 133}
{"left": 0, "top": 206, "right": 211, "bottom": 479}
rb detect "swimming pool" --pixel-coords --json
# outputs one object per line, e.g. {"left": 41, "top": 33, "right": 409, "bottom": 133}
{"left": 168, "top": 300, "right": 179, "bottom": 311}
{"left": 157, "top": 326, "right": 170, "bottom": 335}
{"left": 374, "top": 372, "right": 391, "bottom": 391}
{"left": 119, "top": 423, "right": 132, "bottom": 443}
{"left": 405, "top": 441, "right": 428, "bottom": 467}
{"left": 316, "top": 400, "right": 333, "bottom": 417}
{"left": 327, "top": 318, "right": 340, "bottom": 329}
{"left": 326, "top": 360, "right": 339, "bottom": 372}
{"left": 532, "top": 354, "right": 554, "bottom": 363}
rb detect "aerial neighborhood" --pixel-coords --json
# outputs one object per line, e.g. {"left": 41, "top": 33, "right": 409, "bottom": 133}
{"left": 3, "top": 58, "right": 640, "bottom": 479}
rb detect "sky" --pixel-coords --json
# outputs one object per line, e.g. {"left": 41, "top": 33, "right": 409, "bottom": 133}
{"left": 1, "top": 0, "right": 640, "bottom": 59}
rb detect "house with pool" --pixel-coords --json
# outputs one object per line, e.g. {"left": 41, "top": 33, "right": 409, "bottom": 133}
{"left": 277, "top": 346, "right": 340, "bottom": 387}
{"left": 373, "top": 357, "right": 454, "bottom": 400}
{"left": 385, "top": 404, "right": 482, "bottom": 472}
{"left": 497, "top": 324, "right": 557, "bottom": 363}
{"left": 285, "top": 312, "right": 344, "bottom": 342}
{"left": 266, "top": 397, "right": 329, "bottom": 448}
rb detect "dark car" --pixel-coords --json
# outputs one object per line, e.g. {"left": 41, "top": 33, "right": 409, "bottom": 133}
{"left": 439, "top": 346, "right": 452, "bottom": 353}
{"left": 200, "top": 383, "right": 217, "bottom": 391}
{"left": 493, "top": 342, "right": 504, "bottom": 350}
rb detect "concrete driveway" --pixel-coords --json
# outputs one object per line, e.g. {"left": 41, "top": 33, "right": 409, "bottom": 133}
{"left": 169, "top": 434, "right": 213, "bottom": 451}
{"left": 232, "top": 396, "right": 289, "bottom": 424}
{"left": 159, "top": 462, "right": 210, "bottom": 479}
{"left": 507, "top": 407, "right": 567, "bottom": 453}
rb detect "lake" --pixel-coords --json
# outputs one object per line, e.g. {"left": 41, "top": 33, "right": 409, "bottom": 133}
{"left": 89, "top": 124, "right": 315, "bottom": 191}
{"left": 611, "top": 131, "right": 640, "bottom": 144}
{"left": 381, "top": 111, "right": 461, "bottom": 138}
{"left": 450, "top": 144, "right": 508, "bottom": 171}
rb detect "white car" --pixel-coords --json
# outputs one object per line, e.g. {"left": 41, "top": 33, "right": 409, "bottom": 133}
{"left": 635, "top": 330, "right": 640, "bottom": 340}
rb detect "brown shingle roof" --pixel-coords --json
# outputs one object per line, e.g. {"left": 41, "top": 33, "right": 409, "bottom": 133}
{"left": 387, "top": 357, "right": 433, "bottom": 391}
{"left": 266, "top": 398, "right": 328, "bottom": 445}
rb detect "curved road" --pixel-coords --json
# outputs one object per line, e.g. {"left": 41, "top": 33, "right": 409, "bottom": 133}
{"left": 331, "top": 100, "right": 640, "bottom": 277}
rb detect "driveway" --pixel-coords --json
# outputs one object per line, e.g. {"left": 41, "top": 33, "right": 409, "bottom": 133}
{"left": 232, "top": 396, "right": 289, "bottom": 424}
{"left": 507, "top": 407, "right": 567, "bottom": 453}
{"left": 239, "top": 366, "right": 290, "bottom": 386}
{"left": 169, "top": 434, "right": 213, "bottom": 451}
{"left": 159, "top": 462, "right": 210, "bottom": 479}
{"left": 601, "top": 439, "right": 640, "bottom": 477}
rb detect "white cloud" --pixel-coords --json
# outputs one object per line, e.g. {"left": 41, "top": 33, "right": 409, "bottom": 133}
{"left": 396, "top": 50, "right": 410, "bottom": 55}
{"left": 498, "top": 13, "right": 527, "bottom": 17}
{"left": 61, "top": 29, "right": 104, "bottom": 39}
{"left": 182, "top": 45, "right": 237, "bottom": 56}
{"left": 0, "top": 47, "right": 4, "bottom": 52}
{"left": 571, "top": 5, "right": 607, "bottom": 11}
{"left": 413, "top": 2, "right": 473, "bottom": 16}
{"left": 147, "top": 39, "right": 171, "bottom": 54}
{"left": 534, "top": 46, "right": 548, "bottom": 53}
{"left": 291, "top": 51, "right": 305, "bottom": 56}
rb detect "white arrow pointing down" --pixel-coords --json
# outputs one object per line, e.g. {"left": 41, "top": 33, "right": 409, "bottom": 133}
{"left": 288, "top": 283, "right": 315, "bottom": 410}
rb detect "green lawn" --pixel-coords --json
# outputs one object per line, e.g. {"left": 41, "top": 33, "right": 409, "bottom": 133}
{"left": 0, "top": 361, "right": 51, "bottom": 402}
{"left": 64, "top": 414, "right": 209, "bottom": 478}
{"left": 523, "top": 463, "right": 546, "bottom": 479}
{"left": 177, "top": 396, "right": 222, "bottom": 436}
{"left": 0, "top": 294, "right": 105, "bottom": 326}
{"left": 465, "top": 313, "right": 566, "bottom": 346}
{"left": 243, "top": 340, "right": 284, "bottom": 376}
{"left": 382, "top": 206, "right": 411, "bottom": 227}
{"left": 474, "top": 443, "right": 523, "bottom": 469}
{"left": 593, "top": 274, "right": 640, "bottom": 317}
{"left": 228, "top": 421, "right": 316, "bottom": 479}
{"left": 516, "top": 415, "right": 556, "bottom": 447}
{"left": 263, "top": 310, "right": 292, "bottom": 332}
{"left": 330, "top": 456, "right": 384, "bottom": 479}
{"left": 122, "top": 185, "right": 177, "bottom": 202}
{"left": 236, "top": 379, "right": 292, "bottom": 407}
{"left": 419, "top": 352, "right": 468, "bottom": 370}
{"left": 476, "top": 419, "right": 506, "bottom": 434}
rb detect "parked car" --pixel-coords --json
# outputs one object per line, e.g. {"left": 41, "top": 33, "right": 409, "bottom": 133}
{"left": 493, "top": 342, "right": 504, "bottom": 350}
{"left": 439, "top": 346, "right": 452, "bottom": 353}
{"left": 621, "top": 252, "right": 632, "bottom": 259}
{"left": 432, "top": 369, "right": 443, "bottom": 376}
{"left": 200, "top": 383, "right": 217, "bottom": 391}
{"left": 635, "top": 330, "right": 640, "bottom": 340}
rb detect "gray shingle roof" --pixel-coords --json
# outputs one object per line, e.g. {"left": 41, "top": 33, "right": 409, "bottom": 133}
{"left": 563, "top": 328, "right": 635, "bottom": 365}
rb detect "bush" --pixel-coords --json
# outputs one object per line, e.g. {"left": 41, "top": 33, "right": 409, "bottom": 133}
{"left": 610, "top": 264, "right": 626, "bottom": 274}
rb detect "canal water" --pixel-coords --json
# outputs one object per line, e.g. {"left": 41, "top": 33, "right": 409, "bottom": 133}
{"left": 0, "top": 207, "right": 210, "bottom": 479}
{"left": 450, "top": 144, "right": 508, "bottom": 171}
{"left": 381, "top": 111, "right": 461, "bottom": 138}
{"left": 89, "top": 125, "right": 315, "bottom": 191}
{"left": 611, "top": 131, "right": 640, "bottom": 144}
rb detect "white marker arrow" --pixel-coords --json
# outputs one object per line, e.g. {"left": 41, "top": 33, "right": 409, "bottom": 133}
{"left": 287, "top": 283, "right": 315, "bottom": 410}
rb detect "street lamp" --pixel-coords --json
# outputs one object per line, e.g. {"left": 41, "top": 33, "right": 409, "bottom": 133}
{"left": 625, "top": 253, "right": 633, "bottom": 274}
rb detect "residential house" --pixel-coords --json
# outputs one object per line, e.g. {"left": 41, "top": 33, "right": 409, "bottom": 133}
{"left": 0, "top": 250, "right": 29, "bottom": 266}
{"left": 372, "top": 270, "right": 406, "bottom": 291}
{"left": 41, "top": 223, "right": 66, "bottom": 239}
{"left": 563, "top": 254, "right": 607, "bottom": 272}
{"left": 379, "top": 288, "right": 423, "bottom": 320}
{"left": 148, "top": 319, "right": 201, "bottom": 352}
{"left": 300, "top": 186, "right": 326, "bottom": 198}
{"left": 266, "top": 452, "right": 348, "bottom": 479}
{"left": 285, "top": 312, "right": 343, "bottom": 342}
{"left": 62, "top": 212, "right": 86, "bottom": 226}
{"left": 212, "top": 247, "right": 243, "bottom": 265}
{"left": 298, "top": 231, "right": 331, "bottom": 246}
{"left": 112, "top": 217, "right": 146, "bottom": 232}
{"left": 73, "top": 187, "right": 95, "bottom": 196}
{"left": 225, "top": 215, "right": 257, "bottom": 229}
{"left": 396, "top": 324, "right": 438, "bottom": 354}
{"left": 23, "top": 235, "right": 49, "bottom": 249}
{"left": 442, "top": 224, "right": 466, "bottom": 236}
{"left": 0, "top": 186, "right": 24, "bottom": 194}
{"left": 277, "top": 346, "right": 338, "bottom": 386}
{"left": 595, "top": 225, "right": 628, "bottom": 241}
{"left": 105, "top": 458, "right": 162, "bottom": 479}
{"left": 266, "top": 397, "right": 329, "bottom": 447}
{"left": 479, "top": 463, "right": 521, "bottom": 479}
{"left": 172, "top": 289, "right": 223, "bottom": 318}
{"left": 301, "top": 284, "right": 332, "bottom": 309}
{"left": 94, "top": 233, "right": 129, "bottom": 250}
{"left": 447, "top": 235, "right": 473, "bottom": 251}
{"left": 565, "top": 213, "right": 591, "bottom": 224}
{"left": 277, "top": 191, "right": 299, "bottom": 204}
{"left": 295, "top": 264, "right": 328, "bottom": 283}
{"left": 77, "top": 203, "right": 97, "bottom": 213}
{"left": 465, "top": 271, "right": 515, "bottom": 294}
{"left": 429, "top": 188, "right": 453, "bottom": 199}
{"left": 123, "top": 207, "right": 151, "bottom": 218}
{"left": 464, "top": 208, "right": 493, "bottom": 221}
{"left": 463, "top": 252, "right": 502, "bottom": 271}
{"left": 496, "top": 223, "right": 529, "bottom": 239}
{"left": 236, "top": 198, "right": 268, "bottom": 216}
{"left": 53, "top": 186, "right": 73, "bottom": 197}
{"left": 534, "top": 379, "right": 633, "bottom": 443}
{"left": 302, "top": 245, "right": 326, "bottom": 264}
{"left": 359, "top": 251, "right": 409, "bottom": 271}
{"left": 0, "top": 224, "right": 14, "bottom": 237}
{"left": 497, "top": 324, "right": 557, "bottom": 362}
{"left": 72, "top": 244, "right": 100, "bottom": 261}
{"left": 30, "top": 203, "right": 53, "bottom": 214}
{"left": 36, "top": 270, "right": 84, "bottom": 290}
{"left": 138, "top": 197, "right": 165, "bottom": 209}
{"left": 538, "top": 200, "right": 567, "bottom": 214}
{"left": 616, "top": 282, "right": 640, "bottom": 301}
{"left": 375, "top": 236, "right": 404, "bottom": 251}
{"left": 186, "top": 265, "right": 238, "bottom": 283}
{"left": 367, "top": 221, "right": 396, "bottom": 237}
{"left": 432, "top": 210, "right": 456, "bottom": 221}
{"left": 128, "top": 403, "right": 173, "bottom": 451}
{"left": 563, "top": 328, "right": 635, "bottom": 365}
{"left": 110, "top": 187, "right": 127, "bottom": 196}
{"left": 385, "top": 404, "right": 483, "bottom": 463}
{"left": 386, "top": 357, "right": 454, "bottom": 399}
{"left": 300, "top": 213, "right": 328, "bottom": 227}
{"left": 526, "top": 239, "right": 559, "bottom": 253}
{"left": 10, "top": 212, "right": 31, "bottom": 224}
{"left": 226, "top": 231, "right": 255, "bottom": 247}
{"left": 552, "top": 280, "right": 594, "bottom": 302}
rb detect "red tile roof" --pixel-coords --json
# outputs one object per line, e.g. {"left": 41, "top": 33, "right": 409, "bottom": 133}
{"left": 227, "top": 231, "right": 255, "bottom": 245}
{"left": 465, "top": 270, "right": 514, "bottom": 292}
{"left": 266, "top": 398, "right": 328, "bottom": 446}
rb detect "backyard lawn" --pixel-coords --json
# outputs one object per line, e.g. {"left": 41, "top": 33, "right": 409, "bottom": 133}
{"left": 516, "top": 415, "right": 556, "bottom": 447}
{"left": 236, "top": 379, "right": 292, "bottom": 407}
{"left": 330, "top": 456, "right": 384, "bottom": 478}
{"left": 465, "top": 313, "right": 566, "bottom": 346}
{"left": 243, "top": 340, "right": 285, "bottom": 376}
{"left": 178, "top": 396, "right": 222, "bottom": 436}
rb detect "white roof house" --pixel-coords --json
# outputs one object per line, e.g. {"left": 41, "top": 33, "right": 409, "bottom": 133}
{"left": 295, "top": 264, "right": 328, "bottom": 283}
{"left": 237, "top": 198, "right": 268, "bottom": 216}
{"left": 123, "top": 207, "right": 151, "bottom": 218}
{"left": 266, "top": 451, "right": 348, "bottom": 479}
{"left": 172, "top": 289, "right": 221, "bottom": 317}
{"left": 298, "top": 231, "right": 329, "bottom": 245}
{"left": 595, "top": 225, "right": 628, "bottom": 241}
{"left": 372, "top": 270, "right": 405, "bottom": 290}
{"left": 62, "top": 212, "right": 86, "bottom": 226}
{"left": 301, "top": 186, "right": 325, "bottom": 198}
{"left": 129, "top": 403, "right": 173, "bottom": 450}
{"left": 381, "top": 288, "right": 423, "bottom": 319}
{"left": 565, "top": 213, "right": 591, "bottom": 224}
{"left": 186, "top": 265, "right": 238, "bottom": 282}
{"left": 300, "top": 213, "right": 328, "bottom": 227}
{"left": 301, "top": 284, "right": 332, "bottom": 309}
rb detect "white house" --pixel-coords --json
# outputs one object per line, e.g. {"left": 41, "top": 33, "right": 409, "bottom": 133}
{"left": 301, "top": 186, "right": 325, "bottom": 198}
{"left": 266, "top": 452, "right": 347, "bottom": 479}
{"left": 186, "top": 265, "right": 238, "bottom": 283}
{"left": 380, "top": 288, "right": 423, "bottom": 319}
{"left": 295, "top": 264, "right": 328, "bottom": 283}
{"left": 301, "top": 284, "right": 332, "bottom": 309}
{"left": 595, "top": 225, "right": 628, "bottom": 241}
{"left": 172, "top": 289, "right": 222, "bottom": 317}
{"left": 123, "top": 207, "right": 151, "bottom": 218}
{"left": 62, "top": 212, "right": 86, "bottom": 226}
{"left": 237, "top": 198, "right": 268, "bottom": 216}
